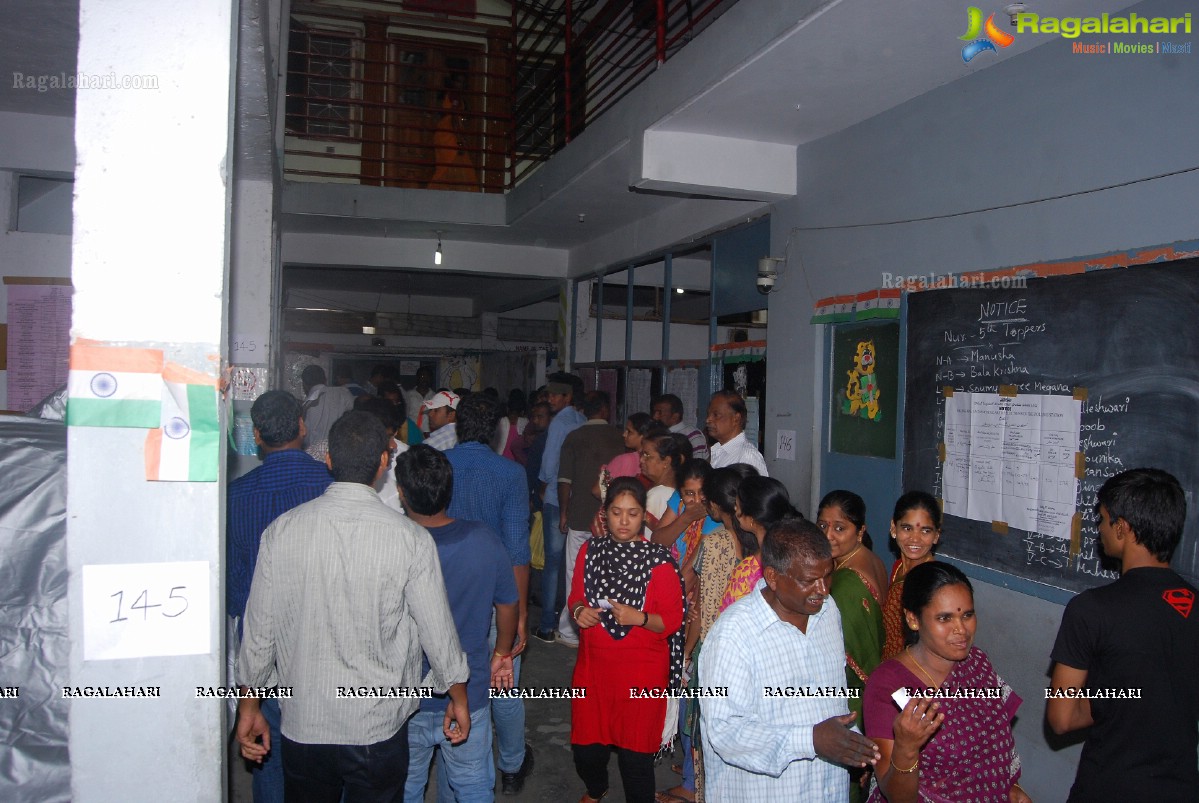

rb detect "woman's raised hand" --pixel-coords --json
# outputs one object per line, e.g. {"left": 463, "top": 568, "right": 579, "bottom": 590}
{"left": 893, "top": 696, "right": 945, "bottom": 750}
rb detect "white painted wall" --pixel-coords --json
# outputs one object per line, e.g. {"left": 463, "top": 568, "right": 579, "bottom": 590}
{"left": 0, "top": 111, "right": 75, "bottom": 173}
{"left": 0, "top": 112, "right": 75, "bottom": 407}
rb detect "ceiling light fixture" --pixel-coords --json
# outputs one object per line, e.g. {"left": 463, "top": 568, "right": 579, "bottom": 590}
{"left": 434, "top": 232, "right": 443, "bottom": 266}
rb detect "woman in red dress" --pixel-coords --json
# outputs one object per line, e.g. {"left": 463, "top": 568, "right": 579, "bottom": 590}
{"left": 570, "top": 477, "right": 685, "bottom": 803}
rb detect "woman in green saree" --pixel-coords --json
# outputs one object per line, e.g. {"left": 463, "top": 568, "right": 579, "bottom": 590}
{"left": 818, "top": 490, "right": 887, "bottom": 803}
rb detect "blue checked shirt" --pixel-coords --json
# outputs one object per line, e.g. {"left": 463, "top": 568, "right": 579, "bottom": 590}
{"left": 537, "top": 406, "right": 586, "bottom": 506}
{"left": 227, "top": 449, "right": 332, "bottom": 626}
{"left": 699, "top": 579, "right": 850, "bottom": 803}
{"left": 445, "top": 442, "right": 531, "bottom": 567}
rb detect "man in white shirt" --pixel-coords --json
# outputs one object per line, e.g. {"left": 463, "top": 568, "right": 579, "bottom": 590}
{"left": 706, "top": 389, "right": 768, "bottom": 475}
{"left": 700, "top": 518, "right": 880, "bottom": 801}
{"left": 300, "top": 365, "right": 354, "bottom": 451}
{"left": 651, "top": 392, "right": 709, "bottom": 461}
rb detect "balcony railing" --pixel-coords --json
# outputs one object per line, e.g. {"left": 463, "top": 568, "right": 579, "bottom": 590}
{"left": 283, "top": 0, "right": 737, "bottom": 191}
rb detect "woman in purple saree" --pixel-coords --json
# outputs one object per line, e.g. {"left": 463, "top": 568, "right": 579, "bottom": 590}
{"left": 863, "top": 563, "right": 1032, "bottom": 803}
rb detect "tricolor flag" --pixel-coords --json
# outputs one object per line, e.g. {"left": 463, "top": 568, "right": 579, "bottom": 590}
{"left": 811, "top": 296, "right": 839, "bottom": 324}
{"left": 829, "top": 294, "right": 856, "bottom": 323}
{"left": 66, "top": 345, "right": 164, "bottom": 428}
{"left": 855, "top": 288, "right": 902, "bottom": 320}
{"left": 145, "top": 363, "right": 220, "bottom": 482}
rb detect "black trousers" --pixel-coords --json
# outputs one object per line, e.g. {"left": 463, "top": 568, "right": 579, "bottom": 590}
{"left": 572, "top": 742, "right": 656, "bottom": 803}
{"left": 281, "top": 720, "right": 410, "bottom": 803}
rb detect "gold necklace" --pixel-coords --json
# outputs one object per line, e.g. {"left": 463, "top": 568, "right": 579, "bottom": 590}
{"left": 906, "top": 646, "right": 941, "bottom": 688}
{"left": 835, "top": 543, "right": 863, "bottom": 569}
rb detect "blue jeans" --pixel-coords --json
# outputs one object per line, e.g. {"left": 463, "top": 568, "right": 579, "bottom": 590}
{"left": 405, "top": 706, "right": 493, "bottom": 802}
{"left": 251, "top": 697, "right": 284, "bottom": 803}
{"left": 539, "top": 502, "right": 565, "bottom": 632}
{"left": 489, "top": 618, "right": 526, "bottom": 774}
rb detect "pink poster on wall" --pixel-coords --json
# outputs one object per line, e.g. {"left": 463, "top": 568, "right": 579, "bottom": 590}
{"left": 5, "top": 282, "right": 71, "bottom": 411}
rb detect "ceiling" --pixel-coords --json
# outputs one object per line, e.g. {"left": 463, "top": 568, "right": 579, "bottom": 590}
{"left": 277, "top": 0, "right": 1130, "bottom": 256}
{"left": 2, "top": 0, "right": 1135, "bottom": 307}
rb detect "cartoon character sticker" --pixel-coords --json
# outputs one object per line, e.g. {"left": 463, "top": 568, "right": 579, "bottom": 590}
{"left": 842, "top": 339, "right": 882, "bottom": 421}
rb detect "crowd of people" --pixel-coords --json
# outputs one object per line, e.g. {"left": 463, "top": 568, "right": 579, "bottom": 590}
{"left": 227, "top": 365, "right": 1197, "bottom": 803}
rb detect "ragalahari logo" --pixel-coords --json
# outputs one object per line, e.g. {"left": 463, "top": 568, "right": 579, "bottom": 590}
{"left": 960, "top": 7, "right": 1015, "bottom": 62}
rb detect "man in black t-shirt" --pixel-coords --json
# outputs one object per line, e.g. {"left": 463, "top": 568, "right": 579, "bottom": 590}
{"left": 1047, "top": 467, "right": 1198, "bottom": 803}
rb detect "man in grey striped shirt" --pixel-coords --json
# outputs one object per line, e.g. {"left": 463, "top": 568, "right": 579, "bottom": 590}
{"left": 236, "top": 410, "right": 470, "bottom": 802}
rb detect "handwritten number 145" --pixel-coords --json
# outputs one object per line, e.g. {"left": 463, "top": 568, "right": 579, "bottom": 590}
{"left": 110, "top": 587, "right": 189, "bottom": 623}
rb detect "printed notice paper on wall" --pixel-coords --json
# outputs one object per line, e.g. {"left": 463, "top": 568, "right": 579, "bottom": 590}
{"left": 942, "top": 392, "right": 1082, "bottom": 539}
{"left": 82, "top": 561, "right": 211, "bottom": 661}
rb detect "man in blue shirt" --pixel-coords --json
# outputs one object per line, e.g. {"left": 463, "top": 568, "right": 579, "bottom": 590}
{"left": 396, "top": 445, "right": 519, "bottom": 802}
{"left": 445, "top": 393, "right": 536, "bottom": 795}
{"left": 535, "top": 372, "right": 586, "bottom": 643}
{"left": 227, "top": 390, "right": 332, "bottom": 803}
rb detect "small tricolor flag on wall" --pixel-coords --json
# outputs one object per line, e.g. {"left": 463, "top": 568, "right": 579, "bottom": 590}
{"left": 145, "top": 363, "right": 220, "bottom": 482}
{"left": 811, "top": 290, "right": 902, "bottom": 324}
{"left": 854, "top": 288, "right": 902, "bottom": 320}
{"left": 66, "top": 345, "right": 165, "bottom": 428}
{"left": 810, "top": 295, "right": 856, "bottom": 324}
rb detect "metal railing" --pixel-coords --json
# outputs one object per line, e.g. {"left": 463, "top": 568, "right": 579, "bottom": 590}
{"left": 283, "top": 0, "right": 737, "bottom": 190}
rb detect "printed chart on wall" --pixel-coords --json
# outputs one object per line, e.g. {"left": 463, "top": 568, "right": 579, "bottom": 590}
{"left": 902, "top": 259, "right": 1199, "bottom": 595}
{"left": 4, "top": 279, "right": 72, "bottom": 411}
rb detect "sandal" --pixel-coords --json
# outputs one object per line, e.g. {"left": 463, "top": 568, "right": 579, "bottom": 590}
{"left": 670, "top": 763, "right": 683, "bottom": 775}
{"left": 579, "top": 792, "right": 607, "bottom": 803}
{"left": 655, "top": 788, "right": 696, "bottom": 803}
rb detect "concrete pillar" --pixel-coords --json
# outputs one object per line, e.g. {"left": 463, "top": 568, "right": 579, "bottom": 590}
{"left": 229, "top": 177, "right": 278, "bottom": 479}
{"left": 67, "top": 0, "right": 235, "bottom": 800}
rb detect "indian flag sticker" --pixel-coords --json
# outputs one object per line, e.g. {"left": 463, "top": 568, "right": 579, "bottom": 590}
{"left": 67, "top": 345, "right": 164, "bottom": 428}
{"left": 145, "top": 363, "right": 220, "bottom": 482}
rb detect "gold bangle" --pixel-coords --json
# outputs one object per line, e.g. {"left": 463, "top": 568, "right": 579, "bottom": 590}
{"left": 492, "top": 650, "right": 511, "bottom": 659}
{"left": 890, "top": 753, "right": 919, "bottom": 774}
{"left": 571, "top": 604, "right": 585, "bottom": 621}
